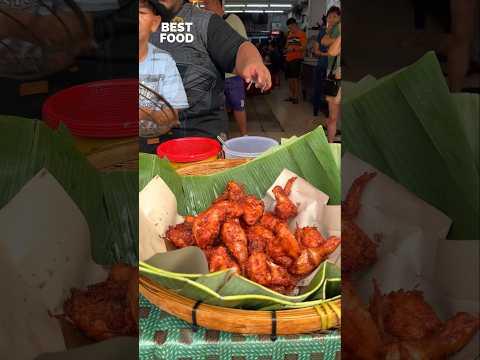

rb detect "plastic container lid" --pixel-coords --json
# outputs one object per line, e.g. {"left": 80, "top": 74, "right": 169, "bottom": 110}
{"left": 223, "top": 136, "right": 279, "bottom": 158}
{"left": 156, "top": 137, "right": 221, "bottom": 163}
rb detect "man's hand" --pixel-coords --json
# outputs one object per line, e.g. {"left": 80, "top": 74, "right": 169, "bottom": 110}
{"left": 235, "top": 42, "right": 272, "bottom": 92}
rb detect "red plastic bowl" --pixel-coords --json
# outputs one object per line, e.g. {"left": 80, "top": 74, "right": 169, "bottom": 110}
{"left": 156, "top": 137, "right": 221, "bottom": 163}
{"left": 42, "top": 79, "right": 137, "bottom": 138}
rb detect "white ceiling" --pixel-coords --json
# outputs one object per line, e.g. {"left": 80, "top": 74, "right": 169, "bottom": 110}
{"left": 223, "top": 0, "right": 295, "bottom": 13}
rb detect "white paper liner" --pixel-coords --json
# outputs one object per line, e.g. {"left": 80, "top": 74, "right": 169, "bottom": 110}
{"left": 344, "top": 153, "right": 479, "bottom": 359}
{"left": 0, "top": 169, "right": 107, "bottom": 360}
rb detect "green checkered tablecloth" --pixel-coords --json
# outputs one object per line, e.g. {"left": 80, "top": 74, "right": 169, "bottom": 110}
{"left": 139, "top": 295, "right": 341, "bottom": 360}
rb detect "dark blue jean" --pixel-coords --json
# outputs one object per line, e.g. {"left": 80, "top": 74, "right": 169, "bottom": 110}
{"left": 312, "top": 66, "right": 327, "bottom": 115}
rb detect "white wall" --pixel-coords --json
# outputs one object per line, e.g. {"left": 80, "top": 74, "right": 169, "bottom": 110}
{"left": 308, "top": 0, "right": 327, "bottom": 28}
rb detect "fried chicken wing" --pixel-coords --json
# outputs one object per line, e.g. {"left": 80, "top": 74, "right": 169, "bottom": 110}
{"left": 246, "top": 252, "right": 295, "bottom": 293}
{"left": 205, "top": 246, "right": 241, "bottom": 273}
{"left": 166, "top": 221, "right": 194, "bottom": 248}
{"left": 370, "top": 281, "right": 480, "bottom": 360}
{"left": 259, "top": 212, "right": 283, "bottom": 232}
{"left": 274, "top": 222, "right": 301, "bottom": 259}
{"left": 342, "top": 279, "right": 385, "bottom": 360}
{"left": 370, "top": 281, "right": 442, "bottom": 341}
{"left": 295, "top": 226, "right": 326, "bottom": 248}
{"left": 266, "top": 236, "right": 294, "bottom": 268}
{"left": 221, "top": 219, "right": 249, "bottom": 266}
{"left": 343, "top": 172, "right": 377, "bottom": 220}
{"left": 342, "top": 172, "right": 379, "bottom": 274}
{"left": 215, "top": 180, "right": 246, "bottom": 203}
{"left": 64, "top": 265, "right": 138, "bottom": 342}
{"left": 272, "top": 177, "right": 298, "bottom": 220}
{"left": 192, "top": 206, "right": 226, "bottom": 249}
{"left": 290, "top": 236, "right": 340, "bottom": 275}
{"left": 211, "top": 200, "right": 244, "bottom": 219}
{"left": 247, "top": 224, "right": 274, "bottom": 253}
{"left": 241, "top": 195, "right": 264, "bottom": 225}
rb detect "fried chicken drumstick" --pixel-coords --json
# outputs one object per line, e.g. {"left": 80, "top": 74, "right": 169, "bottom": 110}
{"left": 165, "top": 179, "right": 340, "bottom": 294}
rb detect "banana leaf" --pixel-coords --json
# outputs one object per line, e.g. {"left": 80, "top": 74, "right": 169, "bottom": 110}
{"left": 139, "top": 127, "right": 341, "bottom": 309}
{"left": 343, "top": 52, "right": 479, "bottom": 239}
{"left": 139, "top": 125, "right": 341, "bottom": 215}
{"left": 0, "top": 117, "right": 137, "bottom": 265}
{"left": 140, "top": 261, "right": 340, "bottom": 310}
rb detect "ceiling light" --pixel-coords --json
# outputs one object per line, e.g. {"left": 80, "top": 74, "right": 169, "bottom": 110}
{"left": 244, "top": 9, "right": 265, "bottom": 13}
{"left": 265, "top": 10, "right": 285, "bottom": 13}
{"left": 246, "top": 4, "right": 269, "bottom": 7}
{"left": 224, "top": 4, "right": 246, "bottom": 7}
{"left": 225, "top": 10, "right": 244, "bottom": 12}
{"left": 269, "top": 4, "right": 292, "bottom": 7}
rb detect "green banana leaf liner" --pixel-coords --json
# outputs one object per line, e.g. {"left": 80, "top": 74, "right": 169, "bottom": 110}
{"left": 0, "top": 118, "right": 138, "bottom": 265}
{"left": 342, "top": 52, "right": 479, "bottom": 239}
{"left": 139, "top": 126, "right": 342, "bottom": 309}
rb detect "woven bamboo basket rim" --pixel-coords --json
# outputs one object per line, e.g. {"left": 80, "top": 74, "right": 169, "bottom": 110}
{"left": 140, "top": 276, "right": 341, "bottom": 335}
{"left": 176, "top": 158, "right": 249, "bottom": 176}
{"left": 146, "top": 158, "right": 341, "bottom": 335}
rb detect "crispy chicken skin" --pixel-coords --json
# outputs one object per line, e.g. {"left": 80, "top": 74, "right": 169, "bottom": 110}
{"left": 369, "top": 281, "right": 480, "bottom": 359}
{"left": 295, "top": 226, "right": 325, "bottom": 248}
{"left": 272, "top": 177, "right": 298, "bottom": 220}
{"left": 205, "top": 246, "right": 241, "bottom": 273}
{"left": 64, "top": 264, "right": 138, "bottom": 342}
{"left": 215, "top": 180, "right": 246, "bottom": 203}
{"left": 342, "top": 172, "right": 379, "bottom": 274}
{"left": 274, "top": 221, "right": 301, "bottom": 259}
{"left": 221, "top": 219, "right": 249, "bottom": 266}
{"left": 246, "top": 252, "right": 295, "bottom": 293}
{"left": 241, "top": 195, "right": 265, "bottom": 225}
{"left": 246, "top": 224, "right": 274, "bottom": 253}
{"left": 192, "top": 206, "right": 226, "bottom": 249}
{"left": 259, "top": 212, "right": 283, "bottom": 232}
{"left": 166, "top": 221, "right": 194, "bottom": 248}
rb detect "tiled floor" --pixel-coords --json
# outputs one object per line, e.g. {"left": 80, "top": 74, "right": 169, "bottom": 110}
{"left": 228, "top": 78, "right": 328, "bottom": 142}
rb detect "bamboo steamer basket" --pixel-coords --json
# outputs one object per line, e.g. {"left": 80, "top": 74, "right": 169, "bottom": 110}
{"left": 140, "top": 159, "right": 342, "bottom": 335}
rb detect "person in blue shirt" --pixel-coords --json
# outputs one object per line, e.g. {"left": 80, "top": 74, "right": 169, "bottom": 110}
{"left": 138, "top": 0, "right": 189, "bottom": 153}
{"left": 312, "top": 15, "right": 329, "bottom": 117}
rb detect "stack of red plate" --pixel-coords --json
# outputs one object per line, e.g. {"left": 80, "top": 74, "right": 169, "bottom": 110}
{"left": 42, "top": 79, "right": 138, "bottom": 138}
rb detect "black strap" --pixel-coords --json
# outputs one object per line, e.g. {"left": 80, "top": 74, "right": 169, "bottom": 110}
{"left": 192, "top": 301, "right": 202, "bottom": 332}
{"left": 223, "top": 14, "right": 231, "bottom": 20}
{"left": 270, "top": 310, "right": 277, "bottom": 342}
{"left": 327, "top": 56, "right": 338, "bottom": 78}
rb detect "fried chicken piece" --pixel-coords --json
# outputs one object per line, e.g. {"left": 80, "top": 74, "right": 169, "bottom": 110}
{"left": 241, "top": 195, "right": 264, "bottom": 225}
{"left": 204, "top": 246, "right": 241, "bottom": 273}
{"left": 266, "top": 236, "right": 294, "bottom": 268}
{"left": 390, "top": 312, "right": 479, "bottom": 360}
{"left": 343, "top": 172, "right": 377, "bottom": 220}
{"left": 342, "top": 220, "right": 378, "bottom": 274}
{"left": 211, "top": 200, "right": 244, "bottom": 219}
{"left": 295, "top": 226, "right": 325, "bottom": 248}
{"left": 272, "top": 177, "right": 298, "bottom": 220}
{"left": 192, "top": 206, "right": 226, "bottom": 249}
{"left": 215, "top": 180, "right": 246, "bottom": 203}
{"left": 274, "top": 221, "right": 301, "bottom": 259}
{"left": 259, "top": 212, "right": 283, "bottom": 232}
{"left": 290, "top": 236, "right": 340, "bottom": 275}
{"left": 64, "top": 265, "right": 138, "bottom": 342}
{"left": 166, "top": 221, "right": 194, "bottom": 248}
{"left": 370, "top": 281, "right": 480, "bottom": 359}
{"left": 342, "top": 172, "right": 379, "bottom": 274}
{"left": 370, "top": 281, "right": 442, "bottom": 341}
{"left": 221, "top": 219, "right": 249, "bottom": 266}
{"left": 342, "top": 279, "right": 385, "bottom": 360}
{"left": 246, "top": 224, "right": 274, "bottom": 253}
{"left": 246, "top": 252, "right": 295, "bottom": 293}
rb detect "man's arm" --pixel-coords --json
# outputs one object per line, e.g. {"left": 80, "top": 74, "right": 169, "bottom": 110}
{"left": 313, "top": 41, "right": 328, "bottom": 57}
{"left": 206, "top": 15, "right": 271, "bottom": 91}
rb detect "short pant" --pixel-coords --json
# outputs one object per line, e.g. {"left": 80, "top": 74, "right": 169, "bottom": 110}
{"left": 285, "top": 59, "right": 302, "bottom": 79}
{"left": 224, "top": 76, "right": 246, "bottom": 111}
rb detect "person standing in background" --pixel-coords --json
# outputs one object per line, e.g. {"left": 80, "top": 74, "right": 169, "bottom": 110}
{"left": 205, "top": 0, "right": 248, "bottom": 136}
{"left": 284, "top": 18, "right": 307, "bottom": 105}
{"left": 321, "top": 6, "right": 341, "bottom": 143}
{"left": 152, "top": 0, "right": 270, "bottom": 141}
{"left": 312, "top": 15, "right": 329, "bottom": 117}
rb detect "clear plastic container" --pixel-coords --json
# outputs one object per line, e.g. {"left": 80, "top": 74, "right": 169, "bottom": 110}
{"left": 223, "top": 136, "right": 279, "bottom": 159}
